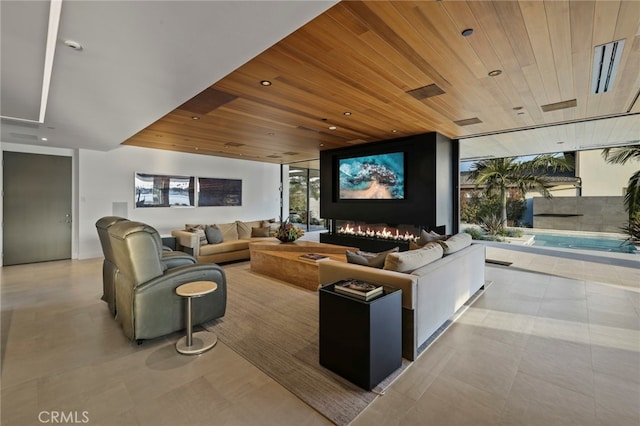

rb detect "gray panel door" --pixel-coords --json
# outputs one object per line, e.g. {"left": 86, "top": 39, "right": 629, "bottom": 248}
{"left": 3, "top": 152, "right": 72, "bottom": 265}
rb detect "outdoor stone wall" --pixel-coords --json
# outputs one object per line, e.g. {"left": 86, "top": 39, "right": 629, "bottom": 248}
{"left": 533, "top": 196, "right": 627, "bottom": 233}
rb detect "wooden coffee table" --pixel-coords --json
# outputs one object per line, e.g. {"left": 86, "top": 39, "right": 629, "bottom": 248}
{"left": 249, "top": 240, "right": 358, "bottom": 291}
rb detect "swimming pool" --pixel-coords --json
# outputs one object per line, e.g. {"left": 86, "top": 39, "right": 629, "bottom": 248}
{"left": 531, "top": 233, "right": 637, "bottom": 254}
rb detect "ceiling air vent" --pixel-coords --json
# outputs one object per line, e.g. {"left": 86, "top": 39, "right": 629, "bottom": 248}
{"left": 454, "top": 117, "right": 482, "bottom": 126}
{"left": 223, "top": 142, "right": 245, "bottom": 147}
{"left": 179, "top": 88, "right": 237, "bottom": 114}
{"left": 9, "top": 132, "right": 38, "bottom": 141}
{"left": 406, "top": 84, "right": 445, "bottom": 100}
{"left": 541, "top": 99, "right": 577, "bottom": 112}
{"left": 591, "top": 39, "right": 625, "bottom": 95}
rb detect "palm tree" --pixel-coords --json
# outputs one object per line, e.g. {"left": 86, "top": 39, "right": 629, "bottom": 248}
{"left": 601, "top": 145, "right": 640, "bottom": 216}
{"left": 468, "top": 154, "right": 574, "bottom": 227}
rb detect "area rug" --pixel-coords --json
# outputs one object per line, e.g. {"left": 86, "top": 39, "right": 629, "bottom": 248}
{"left": 204, "top": 262, "right": 410, "bottom": 426}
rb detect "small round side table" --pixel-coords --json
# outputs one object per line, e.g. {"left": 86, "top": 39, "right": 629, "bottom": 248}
{"left": 175, "top": 281, "right": 218, "bottom": 355}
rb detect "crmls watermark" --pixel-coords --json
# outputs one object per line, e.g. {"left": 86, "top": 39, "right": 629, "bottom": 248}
{"left": 38, "top": 411, "right": 90, "bottom": 424}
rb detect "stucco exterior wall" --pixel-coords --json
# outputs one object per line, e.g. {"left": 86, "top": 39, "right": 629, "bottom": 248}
{"left": 578, "top": 149, "right": 638, "bottom": 196}
{"left": 533, "top": 196, "right": 627, "bottom": 232}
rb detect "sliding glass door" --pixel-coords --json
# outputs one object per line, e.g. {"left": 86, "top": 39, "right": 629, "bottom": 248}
{"left": 288, "top": 163, "right": 326, "bottom": 231}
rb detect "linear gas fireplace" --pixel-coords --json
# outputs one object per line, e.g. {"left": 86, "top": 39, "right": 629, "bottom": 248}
{"left": 320, "top": 220, "right": 423, "bottom": 252}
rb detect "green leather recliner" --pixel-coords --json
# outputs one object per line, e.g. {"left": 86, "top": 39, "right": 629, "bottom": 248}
{"left": 95, "top": 216, "right": 130, "bottom": 316}
{"left": 96, "top": 216, "right": 198, "bottom": 317}
{"left": 107, "top": 220, "right": 226, "bottom": 341}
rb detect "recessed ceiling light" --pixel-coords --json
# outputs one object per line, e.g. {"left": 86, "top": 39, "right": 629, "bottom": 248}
{"left": 268, "top": 132, "right": 275, "bottom": 136}
{"left": 461, "top": 28, "right": 474, "bottom": 37}
{"left": 392, "top": 129, "right": 398, "bottom": 133}
{"left": 328, "top": 126, "right": 337, "bottom": 130}
{"left": 488, "top": 70, "right": 502, "bottom": 77}
{"left": 320, "top": 143, "right": 324, "bottom": 147}
{"left": 191, "top": 116, "right": 200, "bottom": 120}
{"left": 63, "top": 40, "right": 83, "bottom": 51}
{"left": 41, "top": 137, "right": 48, "bottom": 141}
{"left": 343, "top": 112, "right": 352, "bottom": 116}
{"left": 260, "top": 80, "right": 272, "bottom": 86}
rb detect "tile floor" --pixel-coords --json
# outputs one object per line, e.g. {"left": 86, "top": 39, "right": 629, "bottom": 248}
{"left": 1, "top": 245, "right": 639, "bottom": 425}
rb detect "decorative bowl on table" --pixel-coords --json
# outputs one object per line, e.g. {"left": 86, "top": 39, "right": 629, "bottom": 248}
{"left": 273, "top": 221, "right": 304, "bottom": 243}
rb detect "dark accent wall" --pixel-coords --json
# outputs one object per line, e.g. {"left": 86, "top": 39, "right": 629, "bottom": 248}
{"left": 320, "top": 132, "right": 458, "bottom": 233}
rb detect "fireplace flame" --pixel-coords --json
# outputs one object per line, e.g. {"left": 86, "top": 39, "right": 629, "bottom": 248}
{"left": 337, "top": 223, "right": 418, "bottom": 241}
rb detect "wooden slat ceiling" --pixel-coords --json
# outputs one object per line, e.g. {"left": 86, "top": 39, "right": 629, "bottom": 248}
{"left": 122, "top": 0, "right": 640, "bottom": 164}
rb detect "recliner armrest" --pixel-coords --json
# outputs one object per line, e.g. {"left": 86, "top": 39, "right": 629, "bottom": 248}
{"left": 136, "top": 263, "right": 226, "bottom": 294}
{"left": 161, "top": 251, "right": 197, "bottom": 269}
{"left": 171, "top": 230, "right": 200, "bottom": 257}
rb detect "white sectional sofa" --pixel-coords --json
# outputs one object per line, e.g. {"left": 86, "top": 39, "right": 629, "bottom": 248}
{"left": 318, "top": 238, "right": 486, "bottom": 360}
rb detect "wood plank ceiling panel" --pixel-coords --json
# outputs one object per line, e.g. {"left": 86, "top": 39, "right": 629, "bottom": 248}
{"left": 123, "top": 0, "right": 640, "bottom": 164}
{"left": 570, "top": 0, "right": 595, "bottom": 120}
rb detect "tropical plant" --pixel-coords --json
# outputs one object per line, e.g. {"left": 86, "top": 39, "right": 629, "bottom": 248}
{"left": 468, "top": 154, "right": 574, "bottom": 227}
{"left": 461, "top": 189, "right": 526, "bottom": 226}
{"left": 463, "top": 227, "right": 484, "bottom": 240}
{"left": 602, "top": 145, "right": 640, "bottom": 216}
{"left": 622, "top": 212, "right": 640, "bottom": 245}
{"left": 480, "top": 214, "right": 504, "bottom": 236}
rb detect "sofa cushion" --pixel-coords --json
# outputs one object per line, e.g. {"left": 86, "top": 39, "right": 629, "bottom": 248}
{"left": 216, "top": 222, "right": 239, "bottom": 241}
{"left": 251, "top": 226, "right": 271, "bottom": 237}
{"left": 185, "top": 225, "right": 207, "bottom": 246}
{"left": 237, "top": 220, "right": 263, "bottom": 239}
{"left": 346, "top": 246, "right": 399, "bottom": 269}
{"left": 199, "top": 240, "right": 249, "bottom": 256}
{"left": 262, "top": 219, "right": 280, "bottom": 231}
{"left": 416, "top": 229, "right": 447, "bottom": 246}
{"left": 383, "top": 243, "right": 443, "bottom": 273}
{"left": 438, "top": 232, "right": 472, "bottom": 254}
{"left": 205, "top": 225, "right": 223, "bottom": 244}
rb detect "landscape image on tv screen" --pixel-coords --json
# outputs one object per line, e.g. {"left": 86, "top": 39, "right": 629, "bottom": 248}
{"left": 339, "top": 152, "right": 404, "bottom": 199}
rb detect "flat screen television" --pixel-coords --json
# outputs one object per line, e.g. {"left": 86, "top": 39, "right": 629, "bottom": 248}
{"left": 338, "top": 152, "right": 405, "bottom": 200}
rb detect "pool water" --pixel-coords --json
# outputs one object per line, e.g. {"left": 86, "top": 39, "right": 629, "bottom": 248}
{"left": 532, "top": 233, "right": 637, "bottom": 254}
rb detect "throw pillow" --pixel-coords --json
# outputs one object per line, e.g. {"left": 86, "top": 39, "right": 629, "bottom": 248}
{"left": 251, "top": 226, "right": 270, "bottom": 237}
{"left": 186, "top": 226, "right": 207, "bottom": 246}
{"left": 345, "top": 246, "right": 399, "bottom": 269}
{"left": 438, "top": 232, "right": 472, "bottom": 255}
{"left": 262, "top": 220, "right": 280, "bottom": 232}
{"left": 205, "top": 225, "right": 223, "bottom": 244}
{"left": 216, "top": 222, "right": 239, "bottom": 241}
{"left": 416, "top": 229, "right": 446, "bottom": 246}
{"left": 383, "top": 243, "right": 443, "bottom": 273}
{"left": 236, "top": 221, "right": 252, "bottom": 239}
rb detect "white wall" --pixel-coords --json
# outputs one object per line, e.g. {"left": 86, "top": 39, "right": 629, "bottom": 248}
{"left": 1, "top": 142, "right": 281, "bottom": 263}
{"left": 578, "top": 149, "right": 639, "bottom": 196}
{"left": 78, "top": 146, "right": 281, "bottom": 259}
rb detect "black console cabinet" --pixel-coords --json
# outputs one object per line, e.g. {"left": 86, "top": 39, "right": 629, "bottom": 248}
{"left": 319, "top": 283, "right": 402, "bottom": 390}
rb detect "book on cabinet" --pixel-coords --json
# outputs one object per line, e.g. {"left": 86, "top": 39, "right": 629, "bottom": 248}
{"left": 333, "top": 279, "right": 384, "bottom": 300}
